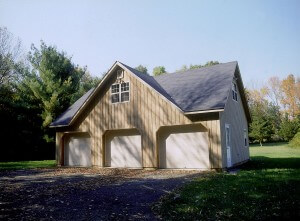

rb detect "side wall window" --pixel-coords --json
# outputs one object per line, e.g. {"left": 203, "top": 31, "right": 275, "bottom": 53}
{"left": 232, "top": 82, "right": 238, "bottom": 102}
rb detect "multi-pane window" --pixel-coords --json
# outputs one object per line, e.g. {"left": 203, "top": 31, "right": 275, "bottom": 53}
{"left": 111, "top": 84, "right": 119, "bottom": 93}
{"left": 232, "top": 82, "right": 238, "bottom": 102}
{"left": 111, "top": 84, "right": 120, "bottom": 103}
{"left": 111, "top": 93, "right": 119, "bottom": 103}
{"left": 111, "top": 82, "right": 130, "bottom": 103}
{"left": 121, "top": 82, "right": 129, "bottom": 102}
{"left": 121, "top": 92, "right": 129, "bottom": 102}
{"left": 121, "top": 82, "right": 129, "bottom": 92}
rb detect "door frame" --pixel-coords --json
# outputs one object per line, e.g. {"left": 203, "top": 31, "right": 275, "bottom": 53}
{"left": 103, "top": 128, "right": 142, "bottom": 168}
{"left": 64, "top": 133, "right": 92, "bottom": 167}
{"left": 61, "top": 132, "right": 90, "bottom": 166}
{"left": 156, "top": 123, "right": 209, "bottom": 169}
{"left": 225, "top": 123, "right": 232, "bottom": 168}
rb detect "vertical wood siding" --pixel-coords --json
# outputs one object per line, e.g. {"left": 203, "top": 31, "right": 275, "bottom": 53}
{"left": 56, "top": 132, "right": 63, "bottom": 165}
{"left": 58, "top": 68, "right": 222, "bottom": 168}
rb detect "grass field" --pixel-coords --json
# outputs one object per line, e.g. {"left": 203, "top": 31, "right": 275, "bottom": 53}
{"left": 250, "top": 142, "right": 299, "bottom": 158}
{"left": 154, "top": 143, "right": 300, "bottom": 220}
{"left": 0, "top": 160, "right": 56, "bottom": 170}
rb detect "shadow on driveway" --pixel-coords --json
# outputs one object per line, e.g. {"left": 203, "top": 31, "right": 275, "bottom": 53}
{"left": 0, "top": 168, "right": 209, "bottom": 220}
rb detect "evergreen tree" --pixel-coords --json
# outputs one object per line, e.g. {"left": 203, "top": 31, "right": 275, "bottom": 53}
{"left": 278, "top": 117, "right": 299, "bottom": 141}
{"left": 26, "top": 42, "right": 86, "bottom": 140}
{"left": 249, "top": 115, "right": 273, "bottom": 146}
{"left": 71, "top": 71, "right": 101, "bottom": 104}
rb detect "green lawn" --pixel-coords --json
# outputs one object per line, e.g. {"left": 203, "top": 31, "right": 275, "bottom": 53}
{"left": 0, "top": 160, "right": 56, "bottom": 170}
{"left": 154, "top": 143, "right": 300, "bottom": 220}
{"left": 250, "top": 142, "right": 299, "bottom": 158}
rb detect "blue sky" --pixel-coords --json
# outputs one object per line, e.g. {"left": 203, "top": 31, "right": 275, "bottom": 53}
{"left": 1, "top": 0, "right": 299, "bottom": 87}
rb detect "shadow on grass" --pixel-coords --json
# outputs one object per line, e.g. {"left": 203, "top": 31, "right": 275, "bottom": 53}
{"left": 242, "top": 156, "right": 300, "bottom": 170}
{"left": 155, "top": 168, "right": 300, "bottom": 221}
{"left": 250, "top": 142, "right": 288, "bottom": 148}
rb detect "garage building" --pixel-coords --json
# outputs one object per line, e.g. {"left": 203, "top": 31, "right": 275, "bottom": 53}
{"left": 51, "top": 61, "right": 251, "bottom": 169}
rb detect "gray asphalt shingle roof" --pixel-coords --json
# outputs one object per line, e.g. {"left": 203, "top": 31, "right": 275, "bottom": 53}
{"left": 154, "top": 61, "right": 237, "bottom": 112}
{"left": 120, "top": 63, "right": 179, "bottom": 107}
{"left": 51, "top": 61, "right": 237, "bottom": 127}
{"left": 50, "top": 88, "right": 94, "bottom": 127}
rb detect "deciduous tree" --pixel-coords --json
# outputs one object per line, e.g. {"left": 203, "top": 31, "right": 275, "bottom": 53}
{"left": 176, "top": 65, "right": 188, "bottom": 72}
{"left": 0, "top": 27, "right": 23, "bottom": 86}
{"left": 280, "top": 74, "right": 300, "bottom": 118}
{"left": 135, "top": 65, "right": 148, "bottom": 74}
{"left": 192, "top": 61, "right": 219, "bottom": 69}
{"left": 177, "top": 61, "right": 219, "bottom": 72}
{"left": 267, "top": 76, "right": 282, "bottom": 107}
{"left": 153, "top": 66, "right": 166, "bottom": 76}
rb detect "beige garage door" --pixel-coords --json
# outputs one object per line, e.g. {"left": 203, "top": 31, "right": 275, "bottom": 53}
{"left": 159, "top": 125, "right": 209, "bottom": 169}
{"left": 64, "top": 135, "right": 91, "bottom": 167}
{"left": 105, "top": 130, "right": 142, "bottom": 168}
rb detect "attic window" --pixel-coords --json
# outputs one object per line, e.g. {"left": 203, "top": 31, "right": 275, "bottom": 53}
{"left": 121, "top": 82, "right": 130, "bottom": 102}
{"left": 111, "top": 82, "right": 130, "bottom": 103}
{"left": 111, "top": 84, "right": 120, "bottom": 103}
{"left": 111, "top": 84, "right": 119, "bottom": 93}
{"left": 232, "top": 82, "right": 238, "bottom": 102}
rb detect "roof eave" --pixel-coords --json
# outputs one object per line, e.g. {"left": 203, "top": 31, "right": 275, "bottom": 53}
{"left": 184, "top": 108, "right": 224, "bottom": 115}
{"left": 59, "top": 61, "right": 182, "bottom": 128}
{"left": 66, "top": 61, "right": 120, "bottom": 127}
{"left": 49, "top": 124, "right": 69, "bottom": 128}
{"left": 235, "top": 64, "right": 252, "bottom": 123}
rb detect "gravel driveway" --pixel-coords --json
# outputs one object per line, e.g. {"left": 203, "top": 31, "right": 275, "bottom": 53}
{"left": 0, "top": 168, "right": 208, "bottom": 220}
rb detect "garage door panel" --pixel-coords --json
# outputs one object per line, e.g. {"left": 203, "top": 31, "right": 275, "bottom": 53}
{"left": 162, "top": 131, "right": 209, "bottom": 169}
{"left": 108, "top": 135, "right": 142, "bottom": 168}
{"left": 65, "top": 136, "right": 91, "bottom": 167}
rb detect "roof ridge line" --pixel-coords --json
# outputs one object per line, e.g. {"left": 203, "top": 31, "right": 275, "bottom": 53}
{"left": 155, "top": 61, "right": 237, "bottom": 77}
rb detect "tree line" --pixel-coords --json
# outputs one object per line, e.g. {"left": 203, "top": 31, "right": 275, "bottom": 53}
{"left": 0, "top": 27, "right": 100, "bottom": 161}
{"left": 247, "top": 75, "right": 300, "bottom": 146}
{"left": 135, "top": 61, "right": 219, "bottom": 76}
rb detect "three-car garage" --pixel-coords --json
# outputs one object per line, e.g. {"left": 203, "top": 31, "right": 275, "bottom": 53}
{"left": 63, "top": 125, "right": 210, "bottom": 169}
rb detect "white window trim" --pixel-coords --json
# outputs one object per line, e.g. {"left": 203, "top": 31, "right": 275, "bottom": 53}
{"left": 111, "top": 82, "right": 130, "bottom": 104}
{"left": 120, "top": 81, "right": 130, "bottom": 103}
{"left": 111, "top": 83, "right": 120, "bottom": 104}
{"left": 232, "top": 82, "right": 238, "bottom": 102}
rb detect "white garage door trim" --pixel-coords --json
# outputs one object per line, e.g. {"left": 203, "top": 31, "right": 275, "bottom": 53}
{"left": 64, "top": 135, "right": 91, "bottom": 167}
{"left": 160, "top": 131, "right": 209, "bottom": 169}
{"left": 106, "top": 133, "right": 142, "bottom": 168}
